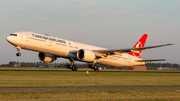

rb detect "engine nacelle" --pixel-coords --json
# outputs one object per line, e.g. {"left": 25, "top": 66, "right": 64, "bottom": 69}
{"left": 77, "top": 49, "right": 96, "bottom": 62}
{"left": 38, "top": 52, "right": 57, "bottom": 62}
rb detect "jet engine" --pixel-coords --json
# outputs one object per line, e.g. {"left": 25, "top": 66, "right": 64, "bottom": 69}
{"left": 77, "top": 49, "right": 96, "bottom": 62}
{"left": 38, "top": 52, "right": 57, "bottom": 62}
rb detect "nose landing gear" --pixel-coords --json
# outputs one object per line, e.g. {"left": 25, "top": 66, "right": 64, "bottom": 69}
{"left": 16, "top": 53, "right": 21, "bottom": 56}
{"left": 14, "top": 46, "right": 21, "bottom": 57}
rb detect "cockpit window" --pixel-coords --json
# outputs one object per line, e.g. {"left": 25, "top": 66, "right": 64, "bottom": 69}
{"left": 10, "top": 34, "right": 17, "bottom": 36}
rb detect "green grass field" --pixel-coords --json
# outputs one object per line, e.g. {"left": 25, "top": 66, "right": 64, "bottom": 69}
{"left": 0, "top": 89, "right": 180, "bottom": 101}
{"left": 0, "top": 68, "right": 180, "bottom": 100}
{"left": 0, "top": 70, "right": 180, "bottom": 88}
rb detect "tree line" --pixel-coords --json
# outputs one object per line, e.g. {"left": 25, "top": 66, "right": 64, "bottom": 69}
{"left": 1, "top": 61, "right": 99, "bottom": 68}
{"left": 146, "top": 63, "right": 180, "bottom": 70}
{"left": 0, "top": 61, "right": 180, "bottom": 70}
{"left": 1, "top": 61, "right": 116, "bottom": 69}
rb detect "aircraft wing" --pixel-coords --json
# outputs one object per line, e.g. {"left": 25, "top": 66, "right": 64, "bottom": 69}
{"left": 136, "top": 59, "right": 167, "bottom": 62}
{"left": 93, "top": 43, "right": 174, "bottom": 57}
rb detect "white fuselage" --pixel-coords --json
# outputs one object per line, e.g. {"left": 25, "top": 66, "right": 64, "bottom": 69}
{"left": 7, "top": 32, "right": 145, "bottom": 67}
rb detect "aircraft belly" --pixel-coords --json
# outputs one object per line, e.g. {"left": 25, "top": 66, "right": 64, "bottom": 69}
{"left": 96, "top": 57, "right": 126, "bottom": 67}
{"left": 96, "top": 54, "right": 139, "bottom": 67}
{"left": 18, "top": 42, "right": 68, "bottom": 57}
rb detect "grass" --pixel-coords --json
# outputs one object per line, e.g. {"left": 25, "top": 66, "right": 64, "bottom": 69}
{"left": 0, "top": 70, "right": 180, "bottom": 88}
{"left": 0, "top": 89, "right": 180, "bottom": 101}
{"left": 0, "top": 69, "right": 180, "bottom": 100}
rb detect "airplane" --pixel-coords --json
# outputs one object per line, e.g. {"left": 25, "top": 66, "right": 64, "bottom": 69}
{"left": 6, "top": 32, "right": 174, "bottom": 71}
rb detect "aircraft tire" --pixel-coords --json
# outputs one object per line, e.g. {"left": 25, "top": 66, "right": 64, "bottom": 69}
{"left": 66, "top": 65, "right": 70, "bottom": 68}
{"left": 94, "top": 66, "right": 97, "bottom": 70}
{"left": 74, "top": 67, "right": 78, "bottom": 71}
{"left": 16, "top": 53, "right": 21, "bottom": 56}
{"left": 97, "top": 67, "right": 100, "bottom": 71}
{"left": 88, "top": 64, "right": 92, "bottom": 68}
{"left": 72, "top": 66, "right": 78, "bottom": 71}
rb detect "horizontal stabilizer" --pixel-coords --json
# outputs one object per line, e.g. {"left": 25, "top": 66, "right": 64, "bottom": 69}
{"left": 136, "top": 59, "right": 167, "bottom": 62}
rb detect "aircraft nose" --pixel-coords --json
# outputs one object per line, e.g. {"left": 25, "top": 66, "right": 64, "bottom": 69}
{"left": 6, "top": 36, "right": 11, "bottom": 41}
{"left": 6, "top": 36, "right": 11, "bottom": 42}
{"left": 6, "top": 36, "right": 14, "bottom": 43}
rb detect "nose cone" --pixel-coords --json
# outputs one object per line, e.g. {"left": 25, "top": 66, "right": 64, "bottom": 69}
{"left": 6, "top": 36, "right": 15, "bottom": 45}
{"left": 6, "top": 36, "right": 11, "bottom": 42}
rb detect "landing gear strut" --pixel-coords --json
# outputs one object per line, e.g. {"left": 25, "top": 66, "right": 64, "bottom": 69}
{"left": 14, "top": 46, "right": 21, "bottom": 57}
{"left": 88, "top": 64, "right": 101, "bottom": 71}
{"left": 66, "top": 59, "right": 78, "bottom": 71}
{"left": 88, "top": 60, "right": 101, "bottom": 71}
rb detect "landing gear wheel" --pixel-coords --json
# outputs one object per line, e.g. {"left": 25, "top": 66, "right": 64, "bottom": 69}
{"left": 94, "top": 66, "right": 97, "bottom": 70}
{"left": 94, "top": 66, "right": 97, "bottom": 71}
{"left": 89, "top": 64, "right": 100, "bottom": 71}
{"left": 16, "top": 53, "right": 21, "bottom": 56}
{"left": 72, "top": 67, "right": 78, "bottom": 71}
{"left": 88, "top": 64, "right": 92, "bottom": 68}
{"left": 66, "top": 65, "right": 70, "bottom": 68}
{"left": 67, "top": 58, "right": 78, "bottom": 71}
{"left": 96, "top": 67, "right": 101, "bottom": 71}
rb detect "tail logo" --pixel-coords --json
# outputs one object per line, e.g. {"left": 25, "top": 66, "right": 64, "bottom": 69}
{"left": 135, "top": 41, "right": 142, "bottom": 48}
{"left": 132, "top": 41, "right": 142, "bottom": 58}
{"left": 128, "top": 34, "right": 148, "bottom": 58}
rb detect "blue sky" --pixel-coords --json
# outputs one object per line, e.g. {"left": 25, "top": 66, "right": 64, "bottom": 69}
{"left": 0, "top": 0, "right": 179, "bottom": 64}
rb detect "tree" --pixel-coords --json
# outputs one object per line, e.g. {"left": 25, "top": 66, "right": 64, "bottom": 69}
{"left": 9, "top": 61, "right": 14, "bottom": 67}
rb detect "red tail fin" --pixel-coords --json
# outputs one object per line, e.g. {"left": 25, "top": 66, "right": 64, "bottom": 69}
{"left": 128, "top": 34, "right": 148, "bottom": 58}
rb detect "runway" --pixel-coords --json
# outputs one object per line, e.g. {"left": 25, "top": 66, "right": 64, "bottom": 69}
{"left": 0, "top": 87, "right": 180, "bottom": 92}
{"left": 0, "top": 69, "right": 180, "bottom": 73}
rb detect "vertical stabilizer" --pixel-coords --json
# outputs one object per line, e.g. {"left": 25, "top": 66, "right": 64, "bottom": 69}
{"left": 128, "top": 34, "right": 148, "bottom": 58}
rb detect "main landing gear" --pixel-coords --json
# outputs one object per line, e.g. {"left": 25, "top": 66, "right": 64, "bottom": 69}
{"left": 14, "top": 46, "right": 21, "bottom": 57}
{"left": 88, "top": 60, "right": 101, "bottom": 71}
{"left": 66, "top": 59, "right": 100, "bottom": 71}
{"left": 88, "top": 64, "right": 101, "bottom": 71}
{"left": 66, "top": 59, "right": 78, "bottom": 71}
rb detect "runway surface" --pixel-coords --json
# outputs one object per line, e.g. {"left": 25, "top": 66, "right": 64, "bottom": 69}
{"left": 0, "top": 69, "right": 180, "bottom": 73}
{"left": 0, "top": 87, "right": 180, "bottom": 91}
